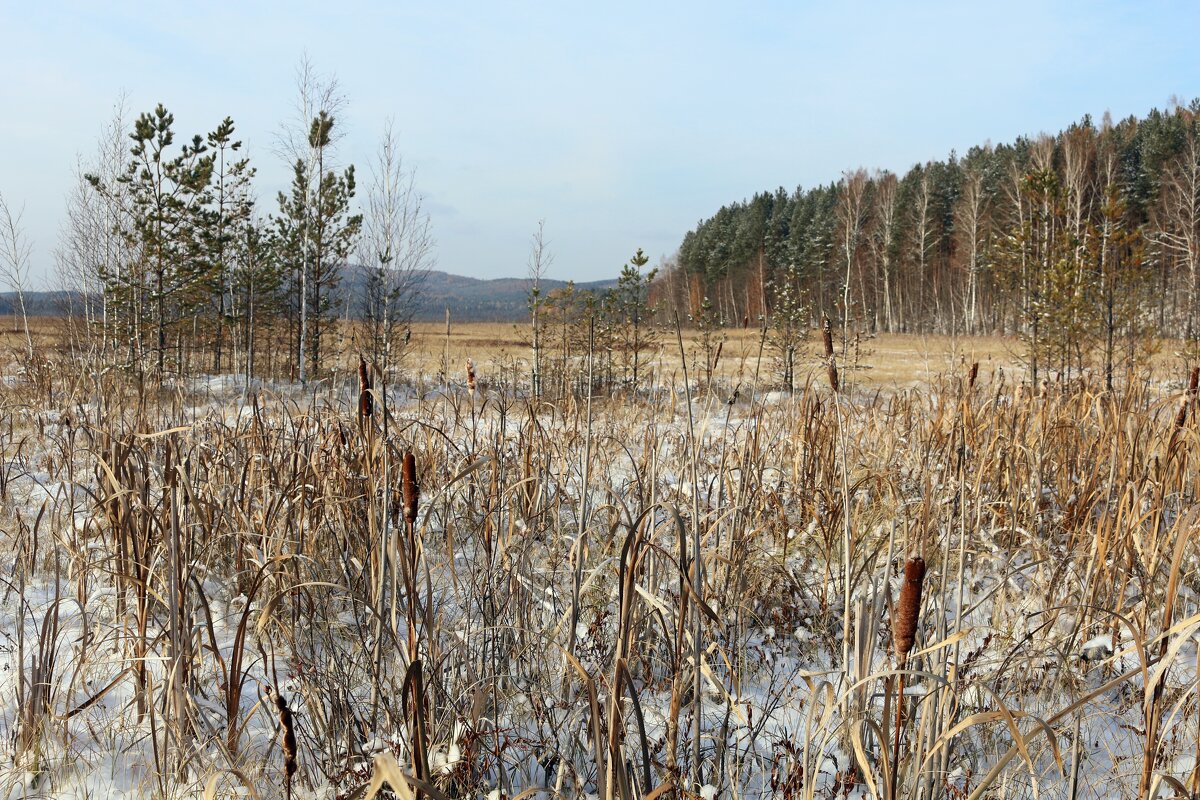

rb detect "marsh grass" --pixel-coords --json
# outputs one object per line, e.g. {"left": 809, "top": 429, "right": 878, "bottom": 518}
{"left": 0, "top": 330, "right": 1199, "bottom": 798}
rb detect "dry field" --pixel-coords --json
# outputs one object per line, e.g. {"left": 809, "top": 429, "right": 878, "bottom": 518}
{"left": 2, "top": 314, "right": 1180, "bottom": 390}
{"left": 402, "top": 321, "right": 1022, "bottom": 390}
{"left": 0, "top": 316, "right": 1198, "bottom": 799}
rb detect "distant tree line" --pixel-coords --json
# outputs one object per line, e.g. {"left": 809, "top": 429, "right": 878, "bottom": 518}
{"left": 662, "top": 100, "right": 1200, "bottom": 386}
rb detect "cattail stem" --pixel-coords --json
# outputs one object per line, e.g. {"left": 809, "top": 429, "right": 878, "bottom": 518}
{"left": 890, "top": 556, "right": 926, "bottom": 799}
{"left": 891, "top": 672, "right": 906, "bottom": 800}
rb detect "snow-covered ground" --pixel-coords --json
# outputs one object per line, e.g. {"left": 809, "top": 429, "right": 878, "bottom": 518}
{"left": 1, "top": 372, "right": 1198, "bottom": 799}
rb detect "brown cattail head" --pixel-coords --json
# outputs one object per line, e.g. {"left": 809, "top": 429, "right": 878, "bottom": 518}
{"left": 402, "top": 450, "right": 420, "bottom": 525}
{"left": 267, "top": 686, "right": 298, "bottom": 778}
{"left": 712, "top": 341, "right": 724, "bottom": 371}
{"left": 827, "top": 362, "right": 840, "bottom": 394}
{"left": 1174, "top": 399, "right": 1188, "bottom": 431}
{"left": 968, "top": 361, "right": 979, "bottom": 389}
{"left": 358, "top": 355, "right": 373, "bottom": 418}
{"left": 466, "top": 359, "right": 477, "bottom": 393}
{"left": 893, "top": 557, "right": 926, "bottom": 663}
{"left": 822, "top": 317, "right": 834, "bottom": 359}
{"left": 1189, "top": 367, "right": 1199, "bottom": 400}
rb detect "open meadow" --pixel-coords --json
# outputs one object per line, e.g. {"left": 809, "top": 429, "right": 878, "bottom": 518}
{"left": 0, "top": 317, "right": 1198, "bottom": 799}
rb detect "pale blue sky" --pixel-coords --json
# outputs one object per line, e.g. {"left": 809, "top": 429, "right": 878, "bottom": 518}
{"left": 1, "top": 1, "right": 1198, "bottom": 286}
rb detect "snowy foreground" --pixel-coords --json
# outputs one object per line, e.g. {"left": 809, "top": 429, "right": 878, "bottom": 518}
{"left": 1, "top": 370, "right": 1199, "bottom": 799}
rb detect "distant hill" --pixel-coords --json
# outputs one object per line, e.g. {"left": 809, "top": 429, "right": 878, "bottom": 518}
{"left": 408, "top": 270, "right": 616, "bottom": 321}
{"left": 0, "top": 290, "right": 84, "bottom": 317}
{"left": 0, "top": 270, "right": 617, "bottom": 323}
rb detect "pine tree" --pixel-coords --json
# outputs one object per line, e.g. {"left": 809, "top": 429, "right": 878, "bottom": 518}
{"left": 769, "top": 262, "right": 807, "bottom": 392}
{"left": 274, "top": 111, "right": 361, "bottom": 378}
{"left": 105, "top": 104, "right": 213, "bottom": 374}
{"left": 231, "top": 218, "right": 282, "bottom": 381}
{"left": 199, "top": 117, "right": 255, "bottom": 372}
{"left": 610, "top": 248, "right": 658, "bottom": 389}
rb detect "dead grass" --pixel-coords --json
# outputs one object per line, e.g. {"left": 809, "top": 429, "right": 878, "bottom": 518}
{"left": 1, "top": 323, "right": 1199, "bottom": 798}
{"left": 5, "top": 314, "right": 1183, "bottom": 394}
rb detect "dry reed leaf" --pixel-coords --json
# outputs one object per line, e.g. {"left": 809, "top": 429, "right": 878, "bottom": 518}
{"left": 133, "top": 425, "right": 193, "bottom": 439}
{"left": 849, "top": 720, "right": 882, "bottom": 800}
{"left": 906, "top": 628, "right": 969, "bottom": 662}
{"left": 964, "top": 668, "right": 1139, "bottom": 800}
{"left": 364, "top": 752, "right": 415, "bottom": 800}
{"left": 1143, "top": 610, "right": 1200, "bottom": 713}
{"left": 1149, "top": 773, "right": 1191, "bottom": 797}
{"left": 256, "top": 581, "right": 344, "bottom": 637}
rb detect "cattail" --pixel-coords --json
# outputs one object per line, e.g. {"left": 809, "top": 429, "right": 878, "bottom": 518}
{"left": 712, "top": 341, "right": 724, "bottom": 371}
{"left": 402, "top": 450, "right": 419, "bottom": 526}
{"left": 465, "top": 359, "right": 477, "bottom": 393}
{"left": 827, "top": 362, "right": 839, "bottom": 394}
{"left": 822, "top": 317, "right": 834, "bottom": 359}
{"left": 968, "top": 361, "right": 979, "bottom": 389}
{"left": 266, "top": 685, "right": 298, "bottom": 789}
{"left": 1174, "top": 400, "right": 1189, "bottom": 431}
{"left": 892, "top": 557, "right": 926, "bottom": 664}
{"left": 1189, "top": 367, "right": 1199, "bottom": 401}
{"left": 358, "top": 355, "right": 373, "bottom": 419}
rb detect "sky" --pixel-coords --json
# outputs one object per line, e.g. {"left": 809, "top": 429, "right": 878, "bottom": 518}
{"left": 1, "top": 0, "right": 1199, "bottom": 288}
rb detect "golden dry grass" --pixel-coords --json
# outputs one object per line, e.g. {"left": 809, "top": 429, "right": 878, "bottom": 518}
{"left": 402, "top": 320, "right": 1023, "bottom": 389}
{"left": 0, "top": 313, "right": 1186, "bottom": 392}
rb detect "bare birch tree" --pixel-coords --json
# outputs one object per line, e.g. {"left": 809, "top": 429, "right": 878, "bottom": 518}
{"left": 1157, "top": 107, "right": 1200, "bottom": 340}
{"left": 0, "top": 191, "right": 34, "bottom": 360}
{"left": 956, "top": 151, "right": 992, "bottom": 334}
{"left": 359, "top": 120, "right": 433, "bottom": 382}
{"left": 527, "top": 219, "right": 553, "bottom": 398}
{"left": 837, "top": 168, "right": 870, "bottom": 355}
{"left": 869, "top": 171, "right": 900, "bottom": 333}
{"left": 60, "top": 98, "right": 137, "bottom": 359}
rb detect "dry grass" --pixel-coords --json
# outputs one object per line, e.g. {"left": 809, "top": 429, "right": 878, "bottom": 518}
{"left": 3, "top": 313, "right": 1181, "bottom": 390}
{"left": 1, "top": 319, "right": 1199, "bottom": 798}
{"left": 399, "top": 321, "right": 1017, "bottom": 385}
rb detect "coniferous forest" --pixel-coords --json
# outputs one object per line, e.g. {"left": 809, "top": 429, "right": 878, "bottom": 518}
{"left": 661, "top": 101, "right": 1200, "bottom": 386}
